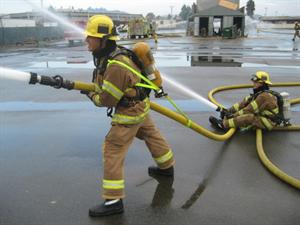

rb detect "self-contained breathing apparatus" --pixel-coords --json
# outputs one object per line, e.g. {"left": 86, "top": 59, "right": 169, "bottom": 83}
{"left": 265, "top": 90, "right": 291, "bottom": 126}
{"left": 92, "top": 42, "right": 165, "bottom": 117}
{"left": 218, "top": 90, "right": 291, "bottom": 127}
{"left": 248, "top": 90, "right": 291, "bottom": 126}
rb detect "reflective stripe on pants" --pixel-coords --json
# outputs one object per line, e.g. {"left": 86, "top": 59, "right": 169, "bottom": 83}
{"left": 102, "top": 114, "right": 174, "bottom": 199}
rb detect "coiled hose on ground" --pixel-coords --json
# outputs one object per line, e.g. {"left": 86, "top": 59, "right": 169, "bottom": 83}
{"left": 150, "top": 82, "right": 300, "bottom": 189}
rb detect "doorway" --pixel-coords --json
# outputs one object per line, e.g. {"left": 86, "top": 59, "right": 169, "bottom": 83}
{"left": 199, "top": 17, "right": 209, "bottom": 37}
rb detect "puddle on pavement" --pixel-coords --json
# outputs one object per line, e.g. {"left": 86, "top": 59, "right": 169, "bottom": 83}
{"left": 29, "top": 60, "right": 94, "bottom": 68}
{"left": 1, "top": 100, "right": 299, "bottom": 112}
{"left": 0, "top": 100, "right": 213, "bottom": 112}
{"left": 190, "top": 56, "right": 242, "bottom": 67}
{"left": 241, "top": 63, "right": 300, "bottom": 69}
{"left": 0, "top": 101, "right": 100, "bottom": 112}
{"left": 28, "top": 53, "right": 300, "bottom": 69}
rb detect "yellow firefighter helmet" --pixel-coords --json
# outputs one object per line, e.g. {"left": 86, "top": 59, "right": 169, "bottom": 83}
{"left": 85, "top": 15, "right": 119, "bottom": 40}
{"left": 251, "top": 71, "right": 272, "bottom": 85}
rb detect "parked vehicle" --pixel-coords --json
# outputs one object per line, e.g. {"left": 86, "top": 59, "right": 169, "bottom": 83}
{"left": 128, "top": 18, "right": 152, "bottom": 39}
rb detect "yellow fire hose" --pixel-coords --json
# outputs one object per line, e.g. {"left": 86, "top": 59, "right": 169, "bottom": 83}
{"left": 150, "top": 102, "right": 236, "bottom": 141}
{"left": 41, "top": 78, "right": 300, "bottom": 189}
{"left": 207, "top": 82, "right": 300, "bottom": 189}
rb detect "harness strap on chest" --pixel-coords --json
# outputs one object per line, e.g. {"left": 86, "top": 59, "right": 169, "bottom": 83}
{"left": 107, "top": 59, "right": 160, "bottom": 91}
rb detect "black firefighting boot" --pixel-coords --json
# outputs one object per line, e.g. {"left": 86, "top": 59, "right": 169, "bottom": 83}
{"left": 209, "top": 116, "right": 226, "bottom": 131}
{"left": 148, "top": 166, "right": 174, "bottom": 177}
{"left": 89, "top": 199, "right": 124, "bottom": 217}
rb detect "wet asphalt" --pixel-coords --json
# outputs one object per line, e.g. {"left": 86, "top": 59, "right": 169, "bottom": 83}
{"left": 0, "top": 32, "right": 300, "bottom": 225}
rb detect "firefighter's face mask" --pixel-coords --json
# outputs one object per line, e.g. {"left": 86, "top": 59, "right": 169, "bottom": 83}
{"left": 251, "top": 75, "right": 265, "bottom": 90}
{"left": 251, "top": 74, "right": 260, "bottom": 82}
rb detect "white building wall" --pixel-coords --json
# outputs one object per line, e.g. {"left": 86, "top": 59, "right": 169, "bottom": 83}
{"left": 1, "top": 19, "right": 36, "bottom": 27}
{"left": 194, "top": 17, "right": 200, "bottom": 36}
{"left": 208, "top": 16, "right": 214, "bottom": 36}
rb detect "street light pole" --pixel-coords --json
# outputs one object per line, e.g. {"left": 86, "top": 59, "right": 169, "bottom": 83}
{"left": 264, "top": 7, "right": 268, "bottom": 16}
{"left": 170, "top": 6, "right": 174, "bottom": 18}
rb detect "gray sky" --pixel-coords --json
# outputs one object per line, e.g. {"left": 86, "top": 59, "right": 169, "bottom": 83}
{"left": 0, "top": 0, "right": 299, "bottom": 16}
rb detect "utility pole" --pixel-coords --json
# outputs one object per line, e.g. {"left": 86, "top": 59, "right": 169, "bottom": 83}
{"left": 170, "top": 6, "right": 174, "bottom": 18}
{"left": 264, "top": 7, "right": 268, "bottom": 16}
{"left": 41, "top": 0, "right": 43, "bottom": 8}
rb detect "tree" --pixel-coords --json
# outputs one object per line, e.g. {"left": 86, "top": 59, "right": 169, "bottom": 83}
{"left": 146, "top": 12, "right": 155, "bottom": 22}
{"left": 246, "top": 0, "right": 255, "bottom": 18}
{"left": 192, "top": 3, "right": 198, "bottom": 14}
{"left": 179, "top": 4, "right": 192, "bottom": 20}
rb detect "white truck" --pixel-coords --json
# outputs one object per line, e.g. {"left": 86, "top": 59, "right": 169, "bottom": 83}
{"left": 128, "top": 18, "right": 152, "bottom": 39}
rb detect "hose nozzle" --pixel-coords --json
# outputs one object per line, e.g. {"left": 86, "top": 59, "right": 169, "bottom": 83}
{"left": 29, "top": 72, "right": 38, "bottom": 84}
{"left": 28, "top": 72, "right": 74, "bottom": 90}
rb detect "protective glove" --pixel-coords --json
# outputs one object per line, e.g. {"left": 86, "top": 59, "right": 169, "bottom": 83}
{"left": 80, "top": 83, "right": 101, "bottom": 99}
{"left": 80, "top": 90, "right": 96, "bottom": 101}
{"left": 216, "top": 106, "right": 232, "bottom": 119}
{"left": 80, "top": 90, "right": 90, "bottom": 95}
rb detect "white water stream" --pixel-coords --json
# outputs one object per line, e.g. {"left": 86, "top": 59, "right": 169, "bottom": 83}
{"left": 162, "top": 74, "right": 217, "bottom": 110}
{"left": 2, "top": 2, "right": 217, "bottom": 111}
{"left": 24, "top": 0, "right": 85, "bottom": 36}
{"left": 0, "top": 67, "right": 31, "bottom": 83}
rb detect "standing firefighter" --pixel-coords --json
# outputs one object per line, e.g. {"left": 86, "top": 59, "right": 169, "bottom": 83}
{"left": 209, "top": 71, "right": 280, "bottom": 131}
{"left": 84, "top": 15, "right": 174, "bottom": 217}
{"left": 292, "top": 22, "right": 300, "bottom": 41}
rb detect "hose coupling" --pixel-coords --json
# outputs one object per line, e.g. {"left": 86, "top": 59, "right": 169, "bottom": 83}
{"left": 155, "top": 87, "right": 168, "bottom": 98}
{"left": 52, "top": 75, "right": 64, "bottom": 89}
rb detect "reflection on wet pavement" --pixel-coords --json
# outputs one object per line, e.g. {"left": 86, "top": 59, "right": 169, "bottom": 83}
{"left": 150, "top": 175, "right": 174, "bottom": 208}
{"left": 1, "top": 100, "right": 299, "bottom": 112}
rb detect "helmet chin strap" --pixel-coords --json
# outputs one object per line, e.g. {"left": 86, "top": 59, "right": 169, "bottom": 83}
{"left": 92, "top": 36, "right": 109, "bottom": 57}
{"left": 100, "top": 35, "right": 110, "bottom": 49}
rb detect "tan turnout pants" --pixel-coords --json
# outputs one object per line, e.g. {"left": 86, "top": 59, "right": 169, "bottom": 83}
{"left": 224, "top": 114, "right": 275, "bottom": 130}
{"left": 102, "top": 114, "right": 175, "bottom": 199}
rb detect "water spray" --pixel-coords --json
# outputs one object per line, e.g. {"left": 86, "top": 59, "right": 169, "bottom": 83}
{"left": 24, "top": 0, "right": 85, "bottom": 36}
{"left": 0, "top": 67, "right": 218, "bottom": 112}
{"left": 0, "top": 67, "right": 31, "bottom": 83}
{"left": 19, "top": 1, "right": 218, "bottom": 111}
{"left": 162, "top": 74, "right": 218, "bottom": 110}
{"left": 0, "top": 67, "right": 95, "bottom": 92}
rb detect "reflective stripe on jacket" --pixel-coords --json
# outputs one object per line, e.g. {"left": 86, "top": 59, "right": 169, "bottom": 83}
{"left": 89, "top": 53, "right": 149, "bottom": 124}
{"left": 228, "top": 91, "right": 279, "bottom": 130}
{"left": 230, "top": 92, "right": 278, "bottom": 118}
{"left": 112, "top": 98, "right": 150, "bottom": 124}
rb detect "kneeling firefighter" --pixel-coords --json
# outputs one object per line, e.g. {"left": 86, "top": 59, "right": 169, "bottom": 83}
{"left": 84, "top": 15, "right": 175, "bottom": 217}
{"left": 209, "top": 71, "right": 288, "bottom": 131}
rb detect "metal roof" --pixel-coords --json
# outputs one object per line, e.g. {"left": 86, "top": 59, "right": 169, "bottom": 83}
{"left": 260, "top": 16, "right": 300, "bottom": 21}
{"left": 192, "top": 5, "right": 245, "bottom": 17}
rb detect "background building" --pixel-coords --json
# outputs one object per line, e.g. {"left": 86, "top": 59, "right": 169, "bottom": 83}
{"left": 190, "top": 0, "right": 245, "bottom": 38}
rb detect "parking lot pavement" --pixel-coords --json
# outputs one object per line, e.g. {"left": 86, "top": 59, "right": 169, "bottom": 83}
{"left": 0, "top": 35, "right": 299, "bottom": 225}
